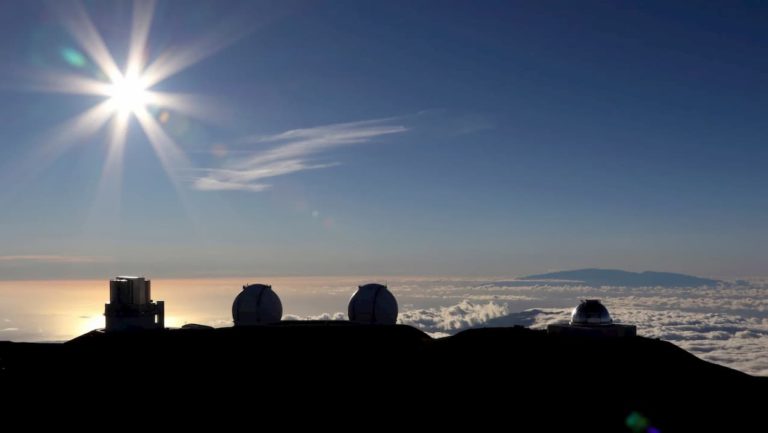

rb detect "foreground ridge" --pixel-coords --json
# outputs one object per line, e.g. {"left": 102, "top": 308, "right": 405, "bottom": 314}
{"left": 0, "top": 323, "right": 764, "bottom": 431}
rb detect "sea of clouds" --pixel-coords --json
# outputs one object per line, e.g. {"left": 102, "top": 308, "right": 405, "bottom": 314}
{"left": 3, "top": 276, "right": 767, "bottom": 376}
{"left": 286, "top": 277, "right": 768, "bottom": 376}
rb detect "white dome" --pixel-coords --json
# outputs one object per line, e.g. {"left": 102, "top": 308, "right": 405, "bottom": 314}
{"left": 570, "top": 299, "right": 613, "bottom": 326}
{"left": 232, "top": 284, "right": 283, "bottom": 326}
{"left": 348, "top": 283, "right": 398, "bottom": 325}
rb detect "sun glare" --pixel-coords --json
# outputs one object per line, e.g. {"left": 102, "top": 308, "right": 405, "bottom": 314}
{"left": 23, "top": 0, "right": 246, "bottom": 211}
{"left": 107, "top": 73, "right": 149, "bottom": 114}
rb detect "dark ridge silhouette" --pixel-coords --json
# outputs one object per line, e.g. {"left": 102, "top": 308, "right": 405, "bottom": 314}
{"left": 523, "top": 268, "right": 722, "bottom": 287}
{"left": 0, "top": 323, "right": 764, "bottom": 431}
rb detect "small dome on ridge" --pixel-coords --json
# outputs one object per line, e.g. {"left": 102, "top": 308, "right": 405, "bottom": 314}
{"left": 570, "top": 299, "right": 613, "bottom": 326}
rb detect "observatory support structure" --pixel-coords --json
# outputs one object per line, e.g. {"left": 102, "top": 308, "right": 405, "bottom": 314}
{"left": 104, "top": 276, "right": 165, "bottom": 332}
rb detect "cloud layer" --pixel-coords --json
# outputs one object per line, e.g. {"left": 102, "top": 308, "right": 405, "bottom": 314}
{"left": 4, "top": 275, "right": 766, "bottom": 376}
{"left": 270, "top": 277, "right": 768, "bottom": 376}
{"left": 398, "top": 300, "right": 768, "bottom": 376}
{"left": 193, "top": 119, "right": 407, "bottom": 192}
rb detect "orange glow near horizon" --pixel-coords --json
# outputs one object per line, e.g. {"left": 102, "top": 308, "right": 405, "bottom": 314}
{"left": 0, "top": 277, "right": 386, "bottom": 342}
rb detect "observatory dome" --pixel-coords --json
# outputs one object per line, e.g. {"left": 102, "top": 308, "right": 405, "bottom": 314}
{"left": 232, "top": 284, "right": 283, "bottom": 326}
{"left": 348, "top": 283, "right": 398, "bottom": 325}
{"left": 570, "top": 299, "right": 613, "bottom": 326}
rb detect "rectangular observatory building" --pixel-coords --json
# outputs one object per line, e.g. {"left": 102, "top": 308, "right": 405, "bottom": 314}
{"left": 104, "top": 276, "right": 165, "bottom": 332}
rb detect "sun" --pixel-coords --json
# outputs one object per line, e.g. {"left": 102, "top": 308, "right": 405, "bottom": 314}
{"left": 24, "top": 0, "right": 246, "bottom": 209}
{"left": 107, "top": 73, "right": 150, "bottom": 115}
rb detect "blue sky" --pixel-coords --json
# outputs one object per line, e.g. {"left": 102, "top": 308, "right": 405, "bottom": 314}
{"left": 0, "top": 0, "right": 766, "bottom": 279}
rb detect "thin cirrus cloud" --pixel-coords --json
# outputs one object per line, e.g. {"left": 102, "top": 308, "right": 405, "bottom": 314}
{"left": 0, "top": 255, "right": 107, "bottom": 264}
{"left": 192, "top": 118, "right": 408, "bottom": 192}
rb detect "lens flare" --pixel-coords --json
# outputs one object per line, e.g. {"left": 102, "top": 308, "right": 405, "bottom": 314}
{"left": 60, "top": 47, "right": 87, "bottom": 68}
{"left": 26, "top": 0, "right": 230, "bottom": 199}
{"left": 11, "top": 0, "right": 255, "bottom": 221}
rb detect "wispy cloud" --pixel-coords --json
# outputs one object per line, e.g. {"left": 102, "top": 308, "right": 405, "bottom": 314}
{"left": 193, "top": 178, "right": 271, "bottom": 192}
{"left": 0, "top": 255, "right": 107, "bottom": 264}
{"left": 193, "top": 118, "right": 407, "bottom": 192}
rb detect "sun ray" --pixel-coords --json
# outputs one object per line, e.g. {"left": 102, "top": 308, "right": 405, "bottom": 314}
{"left": 9, "top": 0, "right": 248, "bottom": 218}
{"left": 0, "top": 99, "right": 115, "bottom": 204}
{"left": 140, "top": 16, "right": 252, "bottom": 89}
{"left": 38, "top": 99, "right": 116, "bottom": 162}
{"left": 86, "top": 111, "right": 131, "bottom": 231}
{"left": 18, "top": 70, "right": 112, "bottom": 96}
{"left": 52, "top": 0, "right": 122, "bottom": 83}
{"left": 100, "top": 110, "right": 130, "bottom": 191}
{"left": 133, "top": 106, "right": 200, "bottom": 228}
{"left": 134, "top": 106, "right": 191, "bottom": 178}
{"left": 143, "top": 90, "right": 227, "bottom": 123}
{"left": 85, "top": 112, "right": 130, "bottom": 232}
{"left": 126, "top": 0, "right": 156, "bottom": 78}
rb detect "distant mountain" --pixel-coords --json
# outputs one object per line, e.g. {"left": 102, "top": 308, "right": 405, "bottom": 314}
{"left": 522, "top": 268, "right": 722, "bottom": 287}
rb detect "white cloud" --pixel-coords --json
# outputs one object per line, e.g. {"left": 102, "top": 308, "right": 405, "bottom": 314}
{"left": 283, "top": 312, "right": 346, "bottom": 321}
{"left": 387, "top": 278, "right": 768, "bottom": 377}
{"left": 254, "top": 277, "right": 768, "bottom": 376}
{"left": 398, "top": 300, "right": 510, "bottom": 334}
{"left": 6, "top": 274, "right": 767, "bottom": 376}
{"left": 192, "top": 177, "right": 270, "bottom": 192}
{"left": 397, "top": 300, "right": 566, "bottom": 336}
{"left": 193, "top": 118, "right": 407, "bottom": 192}
{"left": 395, "top": 297, "right": 768, "bottom": 375}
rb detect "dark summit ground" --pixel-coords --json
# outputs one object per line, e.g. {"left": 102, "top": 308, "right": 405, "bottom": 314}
{"left": 0, "top": 323, "right": 764, "bottom": 431}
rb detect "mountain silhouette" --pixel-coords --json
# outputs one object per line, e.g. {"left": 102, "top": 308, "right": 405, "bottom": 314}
{"left": 523, "top": 268, "right": 722, "bottom": 287}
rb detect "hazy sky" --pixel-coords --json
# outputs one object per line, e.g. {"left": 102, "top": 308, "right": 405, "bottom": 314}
{"left": 0, "top": 0, "right": 766, "bottom": 279}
